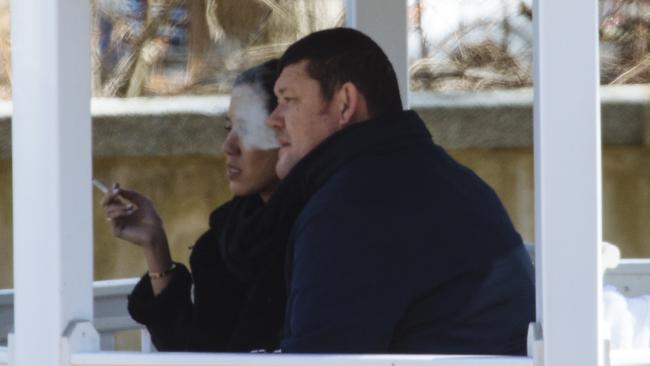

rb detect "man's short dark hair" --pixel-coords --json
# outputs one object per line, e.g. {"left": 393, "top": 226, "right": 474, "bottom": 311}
{"left": 279, "top": 27, "right": 403, "bottom": 117}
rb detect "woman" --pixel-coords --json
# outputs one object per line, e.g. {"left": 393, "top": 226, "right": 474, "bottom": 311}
{"left": 101, "top": 59, "right": 286, "bottom": 352}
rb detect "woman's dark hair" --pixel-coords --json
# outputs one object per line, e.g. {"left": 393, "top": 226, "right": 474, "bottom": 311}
{"left": 233, "top": 59, "right": 279, "bottom": 114}
{"left": 279, "top": 28, "right": 402, "bottom": 117}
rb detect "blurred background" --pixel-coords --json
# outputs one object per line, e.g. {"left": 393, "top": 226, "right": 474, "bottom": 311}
{"left": 0, "top": 0, "right": 646, "bottom": 99}
{"left": 0, "top": 0, "right": 648, "bottom": 301}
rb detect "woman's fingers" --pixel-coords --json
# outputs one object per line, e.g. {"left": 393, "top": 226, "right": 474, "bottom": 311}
{"left": 111, "top": 217, "right": 127, "bottom": 237}
{"left": 100, "top": 182, "right": 141, "bottom": 208}
{"left": 105, "top": 204, "right": 136, "bottom": 220}
{"left": 115, "top": 188, "right": 148, "bottom": 207}
{"left": 100, "top": 185, "right": 124, "bottom": 207}
{"left": 100, "top": 184, "right": 161, "bottom": 245}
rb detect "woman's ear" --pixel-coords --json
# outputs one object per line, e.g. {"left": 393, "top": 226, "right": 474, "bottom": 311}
{"left": 335, "top": 82, "right": 369, "bottom": 127}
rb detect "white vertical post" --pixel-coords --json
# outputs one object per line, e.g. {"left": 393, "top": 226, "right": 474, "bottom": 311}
{"left": 346, "top": 0, "right": 409, "bottom": 108}
{"left": 11, "top": 0, "right": 96, "bottom": 365}
{"left": 534, "top": 0, "right": 602, "bottom": 365}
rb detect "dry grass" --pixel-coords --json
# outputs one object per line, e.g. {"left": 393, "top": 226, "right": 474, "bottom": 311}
{"left": 0, "top": 0, "right": 647, "bottom": 99}
{"left": 410, "top": 0, "right": 650, "bottom": 92}
{"left": 91, "top": 0, "right": 344, "bottom": 97}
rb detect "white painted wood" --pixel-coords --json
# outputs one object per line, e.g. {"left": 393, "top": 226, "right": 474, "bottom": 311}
{"left": 6, "top": 333, "right": 13, "bottom": 366}
{"left": 1, "top": 278, "right": 141, "bottom": 346}
{"left": 70, "top": 353, "right": 533, "bottom": 366}
{"left": 605, "top": 260, "right": 650, "bottom": 297}
{"left": 92, "top": 278, "right": 141, "bottom": 333}
{"left": 0, "top": 289, "right": 11, "bottom": 346}
{"left": 345, "top": 0, "right": 409, "bottom": 108}
{"left": 10, "top": 0, "right": 94, "bottom": 364}
{"left": 0, "top": 346, "right": 7, "bottom": 366}
{"left": 62, "top": 321, "right": 101, "bottom": 356}
{"left": 1, "top": 263, "right": 648, "bottom": 350}
{"left": 610, "top": 349, "right": 650, "bottom": 366}
{"left": 533, "top": 0, "right": 603, "bottom": 365}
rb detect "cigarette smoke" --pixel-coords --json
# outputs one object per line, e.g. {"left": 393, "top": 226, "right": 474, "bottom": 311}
{"left": 230, "top": 85, "right": 280, "bottom": 150}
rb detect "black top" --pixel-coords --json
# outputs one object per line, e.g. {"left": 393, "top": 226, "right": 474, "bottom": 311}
{"left": 277, "top": 110, "right": 535, "bottom": 354}
{"left": 127, "top": 195, "right": 287, "bottom": 352}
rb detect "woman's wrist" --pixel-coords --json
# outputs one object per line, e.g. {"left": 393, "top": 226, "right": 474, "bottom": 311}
{"left": 142, "top": 230, "right": 173, "bottom": 274}
{"left": 142, "top": 227, "right": 167, "bottom": 249}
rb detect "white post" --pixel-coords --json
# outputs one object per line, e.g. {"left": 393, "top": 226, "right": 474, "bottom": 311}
{"left": 11, "top": 0, "right": 97, "bottom": 365}
{"left": 345, "top": 0, "right": 409, "bottom": 108}
{"left": 534, "top": 0, "right": 602, "bottom": 365}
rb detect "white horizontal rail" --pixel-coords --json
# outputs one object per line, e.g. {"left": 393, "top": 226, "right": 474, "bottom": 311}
{"left": 68, "top": 348, "right": 650, "bottom": 366}
{"left": 0, "top": 346, "right": 7, "bottom": 366}
{"left": 92, "top": 278, "right": 141, "bottom": 332}
{"left": 0, "top": 260, "right": 648, "bottom": 342}
{"left": 610, "top": 349, "right": 650, "bottom": 366}
{"left": 0, "top": 291, "right": 12, "bottom": 344}
{"left": 71, "top": 353, "right": 532, "bottom": 366}
{"left": 605, "top": 260, "right": 650, "bottom": 297}
{"left": 1, "top": 263, "right": 649, "bottom": 354}
{"left": 0, "top": 278, "right": 141, "bottom": 345}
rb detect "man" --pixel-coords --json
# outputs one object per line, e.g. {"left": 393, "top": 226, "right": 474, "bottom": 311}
{"left": 267, "top": 28, "right": 535, "bottom": 355}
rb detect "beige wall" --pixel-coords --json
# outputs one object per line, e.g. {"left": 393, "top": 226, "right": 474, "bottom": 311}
{"left": 450, "top": 147, "right": 650, "bottom": 259}
{"left": 0, "top": 146, "right": 649, "bottom": 288}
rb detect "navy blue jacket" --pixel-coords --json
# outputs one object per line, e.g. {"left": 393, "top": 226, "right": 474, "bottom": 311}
{"left": 280, "top": 110, "right": 535, "bottom": 354}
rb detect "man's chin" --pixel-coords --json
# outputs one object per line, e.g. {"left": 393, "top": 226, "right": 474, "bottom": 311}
{"left": 275, "top": 158, "right": 295, "bottom": 180}
{"left": 276, "top": 165, "right": 290, "bottom": 180}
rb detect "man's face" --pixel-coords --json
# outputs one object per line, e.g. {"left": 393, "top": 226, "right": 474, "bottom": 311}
{"left": 268, "top": 60, "right": 340, "bottom": 179}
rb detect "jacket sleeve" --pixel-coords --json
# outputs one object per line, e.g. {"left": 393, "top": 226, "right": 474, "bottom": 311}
{"left": 127, "top": 263, "right": 193, "bottom": 351}
{"left": 280, "top": 206, "right": 411, "bottom": 353}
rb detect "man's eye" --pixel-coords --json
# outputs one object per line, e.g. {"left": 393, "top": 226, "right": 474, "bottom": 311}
{"left": 224, "top": 125, "right": 232, "bottom": 131}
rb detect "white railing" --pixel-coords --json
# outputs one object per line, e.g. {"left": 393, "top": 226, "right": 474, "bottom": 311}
{"left": 67, "top": 350, "right": 650, "bottom": 366}
{"left": 0, "top": 278, "right": 149, "bottom": 351}
{"left": 90, "top": 278, "right": 153, "bottom": 351}
{"left": 1, "top": 260, "right": 648, "bottom": 364}
{"left": 0, "top": 290, "right": 12, "bottom": 346}
{"left": 0, "top": 346, "right": 7, "bottom": 366}
{"left": 604, "top": 260, "right": 650, "bottom": 297}
{"left": 70, "top": 353, "right": 533, "bottom": 366}
{"left": 611, "top": 349, "right": 650, "bottom": 366}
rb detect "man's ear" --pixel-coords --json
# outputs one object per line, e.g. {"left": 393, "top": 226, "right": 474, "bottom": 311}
{"left": 334, "top": 82, "right": 370, "bottom": 127}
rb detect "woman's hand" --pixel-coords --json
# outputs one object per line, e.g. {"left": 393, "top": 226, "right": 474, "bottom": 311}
{"left": 101, "top": 183, "right": 164, "bottom": 248}
{"left": 101, "top": 183, "right": 174, "bottom": 295}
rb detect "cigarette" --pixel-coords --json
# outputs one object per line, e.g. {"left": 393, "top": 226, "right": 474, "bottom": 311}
{"left": 92, "top": 179, "right": 109, "bottom": 194}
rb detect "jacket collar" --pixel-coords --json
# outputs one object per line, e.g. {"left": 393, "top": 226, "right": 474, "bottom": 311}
{"left": 277, "top": 109, "right": 431, "bottom": 202}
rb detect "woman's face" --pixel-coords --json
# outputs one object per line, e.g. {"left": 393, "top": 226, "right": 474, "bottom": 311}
{"left": 223, "top": 84, "right": 279, "bottom": 200}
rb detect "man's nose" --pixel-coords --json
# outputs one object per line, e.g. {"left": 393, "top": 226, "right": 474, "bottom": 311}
{"left": 266, "top": 104, "right": 285, "bottom": 129}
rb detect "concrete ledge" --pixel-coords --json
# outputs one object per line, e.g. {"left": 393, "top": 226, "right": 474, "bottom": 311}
{"left": 92, "top": 96, "right": 230, "bottom": 157}
{"left": 0, "top": 85, "right": 648, "bottom": 158}
{"left": 413, "top": 85, "right": 650, "bottom": 148}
